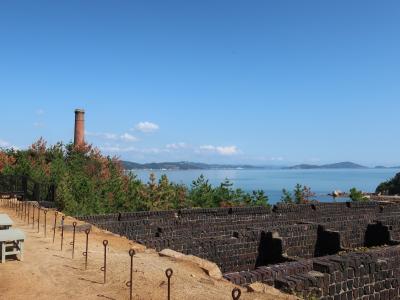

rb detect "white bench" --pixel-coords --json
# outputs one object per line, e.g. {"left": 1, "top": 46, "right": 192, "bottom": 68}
{"left": 0, "top": 213, "right": 13, "bottom": 230}
{"left": 0, "top": 228, "right": 25, "bottom": 263}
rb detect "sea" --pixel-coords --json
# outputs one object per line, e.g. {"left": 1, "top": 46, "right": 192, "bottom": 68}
{"left": 130, "top": 168, "right": 400, "bottom": 204}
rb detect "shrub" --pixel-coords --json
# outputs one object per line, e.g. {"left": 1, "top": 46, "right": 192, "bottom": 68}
{"left": 280, "top": 184, "right": 315, "bottom": 204}
{"left": 0, "top": 138, "right": 270, "bottom": 215}
{"left": 376, "top": 172, "right": 400, "bottom": 195}
{"left": 349, "top": 187, "right": 368, "bottom": 202}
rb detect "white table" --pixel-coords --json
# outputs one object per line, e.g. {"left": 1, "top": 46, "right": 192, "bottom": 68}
{"left": 0, "top": 214, "right": 13, "bottom": 230}
{"left": 0, "top": 228, "right": 25, "bottom": 263}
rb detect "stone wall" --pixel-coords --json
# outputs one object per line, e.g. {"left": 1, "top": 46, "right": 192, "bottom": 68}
{"left": 225, "top": 246, "right": 400, "bottom": 300}
{"left": 77, "top": 202, "right": 400, "bottom": 274}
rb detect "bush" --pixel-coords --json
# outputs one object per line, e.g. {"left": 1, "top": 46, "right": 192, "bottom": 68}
{"left": 280, "top": 184, "right": 316, "bottom": 204}
{"left": 376, "top": 173, "right": 400, "bottom": 195}
{"left": 349, "top": 187, "right": 368, "bottom": 202}
{"left": 0, "top": 138, "right": 270, "bottom": 215}
{"left": 280, "top": 188, "right": 293, "bottom": 203}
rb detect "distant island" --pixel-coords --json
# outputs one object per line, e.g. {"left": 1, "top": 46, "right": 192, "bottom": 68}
{"left": 121, "top": 161, "right": 266, "bottom": 170}
{"left": 374, "top": 165, "right": 400, "bottom": 169}
{"left": 122, "top": 160, "right": 400, "bottom": 171}
{"left": 284, "top": 162, "right": 368, "bottom": 170}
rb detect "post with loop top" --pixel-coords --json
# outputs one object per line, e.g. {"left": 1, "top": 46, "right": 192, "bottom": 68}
{"left": 60, "top": 216, "right": 65, "bottom": 250}
{"left": 165, "top": 268, "right": 173, "bottom": 300}
{"left": 53, "top": 212, "right": 58, "bottom": 243}
{"left": 37, "top": 206, "right": 41, "bottom": 233}
{"left": 126, "top": 249, "right": 135, "bottom": 300}
{"left": 101, "top": 240, "right": 108, "bottom": 284}
{"left": 32, "top": 205, "right": 35, "bottom": 228}
{"left": 232, "top": 288, "right": 241, "bottom": 300}
{"left": 43, "top": 209, "right": 48, "bottom": 237}
{"left": 82, "top": 228, "right": 90, "bottom": 270}
{"left": 70, "top": 222, "right": 77, "bottom": 259}
{"left": 27, "top": 203, "right": 30, "bottom": 225}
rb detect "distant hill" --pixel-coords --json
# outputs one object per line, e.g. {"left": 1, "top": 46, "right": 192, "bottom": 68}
{"left": 122, "top": 161, "right": 377, "bottom": 170}
{"left": 121, "top": 161, "right": 265, "bottom": 170}
{"left": 122, "top": 160, "right": 383, "bottom": 171}
{"left": 285, "top": 162, "right": 368, "bottom": 170}
{"left": 374, "top": 165, "right": 400, "bottom": 169}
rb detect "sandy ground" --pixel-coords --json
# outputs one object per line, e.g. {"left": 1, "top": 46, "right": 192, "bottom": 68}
{"left": 0, "top": 201, "right": 296, "bottom": 300}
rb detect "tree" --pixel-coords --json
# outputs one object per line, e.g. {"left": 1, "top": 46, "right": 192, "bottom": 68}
{"left": 376, "top": 173, "right": 400, "bottom": 195}
{"left": 302, "top": 185, "right": 316, "bottom": 202}
{"left": 280, "top": 188, "right": 293, "bottom": 203}
{"left": 188, "top": 174, "right": 214, "bottom": 207}
{"left": 0, "top": 139, "right": 271, "bottom": 215}
{"left": 349, "top": 187, "right": 368, "bottom": 202}
{"left": 294, "top": 184, "right": 304, "bottom": 204}
{"left": 280, "top": 184, "right": 315, "bottom": 204}
{"left": 250, "top": 190, "right": 269, "bottom": 207}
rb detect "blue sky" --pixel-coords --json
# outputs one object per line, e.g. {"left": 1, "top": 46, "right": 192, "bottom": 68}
{"left": 0, "top": 1, "right": 399, "bottom": 166}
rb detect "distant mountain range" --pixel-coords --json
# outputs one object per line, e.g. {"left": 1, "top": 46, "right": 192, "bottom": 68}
{"left": 121, "top": 160, "right": 400, "bottom": 171}
{"left": 121, "top": 161, "right": 265, "bottom": 170}
{"left": 374, "top": 166, "right": 400, "bottom": 169}
{"left": 284, "top": 162, "right": 368, "bottom": 170}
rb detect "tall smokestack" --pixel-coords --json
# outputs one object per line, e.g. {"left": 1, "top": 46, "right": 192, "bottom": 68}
{"left": 74, "top": 109, "right": 85, "bottom": 147}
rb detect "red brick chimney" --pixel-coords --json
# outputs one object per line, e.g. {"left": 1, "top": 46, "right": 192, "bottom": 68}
{"left": 74, "top": 109, "right": 85, "bottom": 147}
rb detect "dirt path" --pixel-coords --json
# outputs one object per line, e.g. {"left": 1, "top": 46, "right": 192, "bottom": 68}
{"left": 0, "top": 202, "right": 295, "bottom": 300}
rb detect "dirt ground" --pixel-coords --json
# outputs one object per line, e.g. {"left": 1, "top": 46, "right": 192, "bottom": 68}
{"left": 0, "top": 201, "right": 296, "bottom": 300}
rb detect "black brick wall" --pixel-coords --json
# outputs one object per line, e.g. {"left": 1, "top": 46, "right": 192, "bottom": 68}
{"left": 226, "top": 246, "right": 400, "bottom": 300}
{"left": 76, "top": 202, "right": 400, "bottom": 275}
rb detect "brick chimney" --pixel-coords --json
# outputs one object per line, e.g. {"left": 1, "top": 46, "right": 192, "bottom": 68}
{"left": 74, "top": 109, "right": 85, "bottom": 147}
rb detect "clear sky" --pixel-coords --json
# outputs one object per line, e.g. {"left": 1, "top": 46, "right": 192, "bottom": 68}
{"left": 0, "top": 1, "right": 399, "bottom": 166}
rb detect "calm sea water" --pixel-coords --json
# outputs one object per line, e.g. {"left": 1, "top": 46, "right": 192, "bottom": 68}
{"left": 131, "top": 169, "right": 400, "bottom": 204}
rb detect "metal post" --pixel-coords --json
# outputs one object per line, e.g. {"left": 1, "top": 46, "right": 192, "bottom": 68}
{"left": 165, "top": 268, "right": 173, "bottom": 300}
{"left": 53, "top": 212, "right": 58, "bottom": 243}
{"left": 37, "top": 206, "right": 40, "bottom": 233}
{"left": 32, "top": 205, "right": 35, "bottom": 229}
{"left": 126, "top": 249, "right": 135, "bottom": 300}
{"left": 61, "top": 216, "right": 65, "bottom": 250}
{"left": 43, "top": 210, "right": 47, "bottom": 237}
{"left": 82, "top": 228, "right": 90, "bottom": 270}
{"left": 232, "top": 288, "right": 241, "bottom": 300}
{"left": 101, "top": 240, "right": 108, "bottom": 284}
{"left": 24, "top": 201, "right": 27, "bottom": 222}
{"left": 27, "top": 203, "right": 30, "bottom": 225}
{"left": 71, "top": 222, "right": 77, "bottom": 259}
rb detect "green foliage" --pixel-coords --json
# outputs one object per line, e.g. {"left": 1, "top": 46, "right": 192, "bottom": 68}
{"left": 280, "top": 188, "right": 293, "bottom": 203}
{"left": 249, "top": 190, "right": 269, "bottom": 207}
{"left": 280, "top": 184, "right": 315, "bottom": 204}
{"left": 188, "top": 175, "right": 214, "bottom": 207}
{"left": 0, "top": 139, "right": 270, "bottom": 215}
{"left": 376, "top": 172, "right": 400, "bottom": 195}
{"left": 294, "top": 183, "right": 303, "bottom": 203}
{"left": 349, "top": 187, "right": 368, "bottom": 202}
{"left": 187, "top": 175, "right": 269, "bottom": 208}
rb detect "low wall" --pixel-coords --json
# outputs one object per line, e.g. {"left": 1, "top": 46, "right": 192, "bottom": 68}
{"left": 76, "top": 202, "right": 400, "bottom": 274}
{"left": 225, "top": 246, "right": 400, "bottom": 300}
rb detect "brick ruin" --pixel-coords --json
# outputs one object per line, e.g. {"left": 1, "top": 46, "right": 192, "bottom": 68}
{"left": 77, "top": 201, "right": 400, "bottom": 299}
